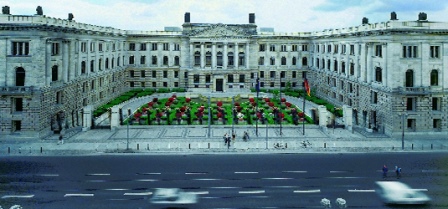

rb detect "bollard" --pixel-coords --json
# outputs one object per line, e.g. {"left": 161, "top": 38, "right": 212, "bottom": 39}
{"left": 285, "top": 143, "right": 287, "bottom": 148}
{"left": 147, "top": 144, "right": 149, "bottom": 150}
{"left": 41, "top": 147, "right": 43, "bottom": 153}
{"left": 431, "top": 144, "right": 433, "bottom": 150}
{"left": 324, "top": 143, "right": 326, "bottom": 148}
{"left": 412, "top": 144, "right": 414, "bottom": 150}
{"left": 189, "top": 144, "right": 191, "bottom": 149}
{"left": 137, "top": 143, "right": 139, "bottom": 150}
{"left": 8, "top": 147, "right": 10, "bottom": 154}
{"left": 208, "top": 143, "right": 210, "bottom": 149}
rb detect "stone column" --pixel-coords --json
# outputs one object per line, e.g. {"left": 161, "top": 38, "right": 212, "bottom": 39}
{"left": 82, "top": 105, "right": 93, "bottom": 131}
{"left": 190, "top": 43, "right": 194, "bottom": 68}
{"left": 45, "top": 40, "right": 51, "bottom": 85}
{"left": 62, "top": 40, "right": 69, "bottom": 82}
{"left": 245, "top": 42, "right": 250, "bottom": 69}
{"left": 343, "top": 105, "right": 353, "bottom": 131}
{"left": 212, "top": 42, "right": 216, "bottom": 69}
{"left": 223, "top": 42, "right": 228, "bottom": 69}
{"left": 234, "top": 43, "right": 239, "bottom": 68}
{"left": 86, "top": 40, "right": 91, "bottom": 75}
{"left": 366, "top": 43, "right": 373, "bottom": 82}
{"left": 200, "top": 42, "right": 205, "bottom": 68}
{"left": 382, "top": 43, "right": 387, "bottom": 86}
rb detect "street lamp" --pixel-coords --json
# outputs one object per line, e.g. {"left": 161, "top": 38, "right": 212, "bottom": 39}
{"left": 401, "top": 112, "right": 407, "bottom": 150}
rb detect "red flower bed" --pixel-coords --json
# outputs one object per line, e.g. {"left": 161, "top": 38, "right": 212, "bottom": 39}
{"left": 186, "top": 98, "right": 191, "bottom": 103}
{"left": 281, "top": 98, "right": 286, "bottom": 103}
{"left": 217, "top": 101, "right": 223, "bottom": 107}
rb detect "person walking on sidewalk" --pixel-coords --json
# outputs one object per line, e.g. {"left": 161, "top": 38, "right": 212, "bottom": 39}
{"left": 58, "top": 134, "right": 64, "bottom": 145}
{"left": 243, "top": 131, "right": 250, "bottom": 141}
{"left": 395, "top": 166, "right": 402, "bottom": 179}
{"left": 382, "top": 165, "right": 388, "bottom": 179}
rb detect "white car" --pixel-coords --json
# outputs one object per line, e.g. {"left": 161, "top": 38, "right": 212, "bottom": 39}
{"left": 150, "top": 188, "right": 198, "bottom": 207}
{"left": 375, "top": 181, "right": 431, "bottom": 205}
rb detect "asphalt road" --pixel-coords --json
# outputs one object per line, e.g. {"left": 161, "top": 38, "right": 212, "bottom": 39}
{"left": 0, "top": 153, "right": 447, "bottom": 209}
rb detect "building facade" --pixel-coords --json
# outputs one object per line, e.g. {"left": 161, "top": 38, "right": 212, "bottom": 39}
{"left": 0, "top": 7, "right": 447, "bottom": 138}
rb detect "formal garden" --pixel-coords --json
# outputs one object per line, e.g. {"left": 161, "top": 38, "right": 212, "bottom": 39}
{"left": 93, "top": 87, "right": 344, "bottom": 126}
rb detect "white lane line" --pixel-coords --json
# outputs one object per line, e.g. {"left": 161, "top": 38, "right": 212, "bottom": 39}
{"left": 330, "top": 171, "right": 351, "bottom": 173}
{"left": 2, "top": 195, "right": 35, "bottom": 199}
{"left": 262, "top": 177, "right": 293, "bottom": 180}
{"left": 413, "top": 189, "right": 429, "bottom": 192}
{"left": 193, "top": 178, "right": 220, "bottom": 181}
{"left": 86, "top": 173, "right": 111, "bottom": 176}
{"left": 137, "top": 172, "right": 161, "bottom": 175}
{"left": 211, "top": 186, "right": 240, "bottom": 189}
{"left": 239, "top": 190, "right": 265, "bottom": 194}
{"left": 105, "top": 188, "right": 129, "bottom": 191}
{"left": 283, "top": 171, "right": 308, "bottom": 173}
{"left": 36, "top": 174, "right": 59, "bottom": 177}
{"left": 135, "top": 179, "right": 158, "bottom": 182}
{"left": 235, "top": 171, "right": 258, "bottom": 174}
{"left": 185, "top": 172, "right": 207, "bottom": 175}
{"left": 64, "top": 194, "right": 94, "bottom": 197}
{"left": 329, "top": 176, "right": 364, "bottom": 179}
{"left": 124, "top": 192, "right": 153, "bottom": 196}
{"left": 191, "top": 191, "right": 210, "bottom": 195}
{"left": 294, "top": 189, "right": 321, "bottom": 193}
{"left": 348, "top": 189, "right": 375, "bottom": 193}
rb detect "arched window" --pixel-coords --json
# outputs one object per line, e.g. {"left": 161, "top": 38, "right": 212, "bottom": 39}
{"left": 15, "top": 67, "right": 25, "bottom": 86}
{"left": 99, "top": 58, "right": 102, "bottom": 70}
{"left": 302, "top": 57, "right": 308, "bottom": 66}
{"left": 341, "top": 61, "right": 346, "bottom": 74}
{"left": 281, "top": 57, "right": 287, "bottom": 65}
{"left": 327, "top": 59, "right": 331, "bottom": 70}
{"left": 316, "top": 58, "right": 319, "bottom": 68}
{"left": 405, "top": 70, "right": 414, "bottom": 87}
{"left": 321, "top": 59, "right": 325, "bottom": 69}
{"left": 163, "top": 56, "right": 169, "bottom": 66}
{"left": 81, "top": 61, "right": 86, "bottom": 74}
{"left": 194, "top": 51, "right": 200, "bottom": 66}
{"left": 292, "top": 57, "right": 297, "bottom": 65}
{"left": 105, "top": 58, "right": 109, "bottom": 69}
{"left": 375, "top": 67, "right": 382, "bottom": 82}
{"left": 217, "top": 52, "right": 223, "bottom": 67}
{"left": 174, "top": 56, "right": 180, "bottom": 66}
{"left": 430, "top": 70, "right": 438, "bottom": 86}
{"left": 111, "top": 58, "right": 114, "bottom": 68}
{"left": 227, "top": 52, "right": 234, "bottom": 66}
{"left": 238, "top": 52, "right": 245, "bottom": 66}
{"left": 52, "top": 65, "right": 58, "bottom": 81}
{"left": 270, "top": 57, "right": 275, "bottom": 65}
{"left": 90, "top": 60, "right": 95, "bottom": 72}
{"left": 334, "top": 60, "right": 338, "bottom": 72}
{"left": 206, "top": 51, "right": 212, "bottom": 66}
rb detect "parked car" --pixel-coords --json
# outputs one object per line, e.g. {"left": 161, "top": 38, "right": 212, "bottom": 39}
{"left": 375, "top": 181, "right": 431, "bottom": 205}
{"left": 149, "top": 188, "right": 198, "bottom": 208}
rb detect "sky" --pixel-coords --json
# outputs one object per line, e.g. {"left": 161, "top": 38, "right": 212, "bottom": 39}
{"left": 2, "top": 0, "right": 448, "bottom": 33}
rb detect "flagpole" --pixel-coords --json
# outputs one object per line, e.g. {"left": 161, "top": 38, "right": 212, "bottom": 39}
{"left": 256, "top": 77, "right": 259, "bottom": 136}
{"left": 302, "top": 88, "right": 306, "bottom": 135}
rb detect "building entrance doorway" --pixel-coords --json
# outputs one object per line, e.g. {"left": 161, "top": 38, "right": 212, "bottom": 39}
{"left": 216, "top": 79, "right": 223, "bottom": 91}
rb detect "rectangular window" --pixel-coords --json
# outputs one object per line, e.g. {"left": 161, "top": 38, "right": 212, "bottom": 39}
{"left": 205, "top": 75, "right": 211, "bottom": 83}
{"left": 152, "top": 70, "right": 157, "bottom": 78}
{"left": 98, "top": 43, "right": 103, "bottom": 52}
{"left": 194, "top": 74, "right": 200, "bottom": 83}
{"left": 302, "top": 44, "right": 308, "bottom": 51}
{"left": 258, "top": 57, "right": 264, "bottom": 65}
{"left": 52, "top": 42, "right": 59, "bottom": 55}
{"left": 403, "top": 45, "right": 418, "bottom": 58}
{"left": 140, "top": 43, "right": 146, "bottom": 51}
{"left": 259, "top": 44, "right": 266, "bottom": 52}
{"left": 152, "top": 43, "right": 158, "bottom": 51}
{"left": 163, "top": 82, "right": 167, "bottom": 87}
{"left": 12, "top": 41, "right": 30, "bottom": 56}
{"left": 173, "top": 44, "right": 180, "bottom": 51}
{"left": 81, "top": 42, "right": 87, "bottom": 53}
{"left": 163, "top": 71, "right": 168, "bottom": 78}
{"left": 334, "top": 45, "right": 338, "bottom": 54}
{"left": 163, "top": 43, "right": 169, "bottom": 51}
{"left": 349, "top": 45, "right": 355, "bottom": 55}
{"left": 260, "top": 71, "right": 265, "bottom": 78}
{"left": 371, "top": 91, "right": 378, "bottom": 104}
{"left": 341, "top": 45, "right": 346, "bottom": 54}
{"left": 432, "top": 97, "right": 440, "bottom": 111}
{"left": 269, "top": 44, "right": 276, "bottom": 52}
{"left": 406, "top": 98, "right": 414, "bottom": 111}
{"left": 292, "top": 45, "right": 298, "bottom": 52}
{"left": 56, "top": 91, "right": 63, "bottom": 104}
{"left": 375, "top": 45, "right": 382, "bottom": 57}
{"left": 292, "top": 71, "right": 297, "bottom": 78}
{"left": 141, "top": 70, "right": 145, "bottom": 78}
{"left": 280, "top": 71, "right": 285, "bottom": 78}
{"left": 280, "top": 45, "right": 287, "bottom": 52}
{"left": 140, "top": 56, "right": 146, "bottom": 65}
{"left": 129, "top": 56, "right": 135, "bottom": 64}
{"left": 152, "top": 56, "right": 157, "bottom": 65}
{"left": 270, "top": 71, "right": 276, "bottom": 78}
{"left": 239, "top": 74, "right": 245, "bottom": 83}
{"left": 430, "top": 46, "right": 440, "bottom": 58}
{"left": 327, "top": 45, "right": 331, "bottom": 53}
{"left": 90, "top": 42, "right": 95, "bottom": 52}
{"left": 152, "top": 82, "right": 157, "bottom": 87}
{"left": 174, "top": 71, "right": 179, "bottom": 78}
{"left": 14, "top": 98, "right": 23, "bottom": 111}
{"left": 228, "top": 74, "right": 234, "bottom": 83}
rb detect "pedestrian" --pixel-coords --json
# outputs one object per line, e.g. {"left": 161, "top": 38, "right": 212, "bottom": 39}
{"left": 382, "top": 165, "right": 388, "bottom": 179}
{"left": 223, "top": 133, "right": 228, "bottom": 145}
{"left": 232, "top": 131, "right": 236, "bottom": 141}
{"left": 227, "top": 134, "right": 231, "bottom": 149}
{"left": 395, "top": 166, "right": 402, "bottom": 179}
{"left": 58, "top": 134, "right": 64, "bottom": 145}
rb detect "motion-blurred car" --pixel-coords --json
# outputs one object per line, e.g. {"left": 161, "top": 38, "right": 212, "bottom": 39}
{"left": 375, "top": 181, "right": 431, "bottom": 205}
{"left": 149, "top": 188, "right": 198, "bottom": 208}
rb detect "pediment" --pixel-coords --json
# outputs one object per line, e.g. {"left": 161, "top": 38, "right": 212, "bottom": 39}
{"left": 189, "top": 23, "right": 251, "bottom": 37}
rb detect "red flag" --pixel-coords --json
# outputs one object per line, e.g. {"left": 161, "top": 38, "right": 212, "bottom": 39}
{"left": 304, "top": 78, "right": 310, "bottom": 97}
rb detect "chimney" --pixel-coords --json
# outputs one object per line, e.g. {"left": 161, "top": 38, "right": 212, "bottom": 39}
{"left": 184, "top": 12, "right": 190, "bottom": 23}
{"left": 390, "top": 11, "right": 398, "bottom": 20}
{"left": 249, "top": 13, "right": 255, "bottom": 24}
{"left": 362, "top": 17, "right": 368, "bottom": 25}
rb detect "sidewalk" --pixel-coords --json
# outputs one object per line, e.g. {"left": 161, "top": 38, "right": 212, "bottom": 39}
{"left": 1, "top": 125, "right": 447, "bottom": 156}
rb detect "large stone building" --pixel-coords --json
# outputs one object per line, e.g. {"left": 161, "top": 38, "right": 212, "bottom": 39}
{"left": 0, "top": 6, "right": 447, "bottom": 138}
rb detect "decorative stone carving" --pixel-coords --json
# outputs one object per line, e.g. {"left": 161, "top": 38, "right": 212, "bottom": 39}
{"left": 2, "top": 6, "right": 10, "bottom": 15}
{"left": 418, "top": 12, "right": 427, "bottom": 21}
{"left": 390, "top": 11, "right": 397, "bottom": 20}
{"left": 36, "top": 6, "right": 43, "bottom": 15}
{"left": 68, "top": 13, "right": 74, "bottom": 21}
{"left": 362, "top": 17, "right": 369, "bottom": 24}
{"left": 188, "top": 23, "right": 252, "bottom": 37}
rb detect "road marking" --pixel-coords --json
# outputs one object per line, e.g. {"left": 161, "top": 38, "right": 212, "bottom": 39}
{"left": 36, "top": 174, "right": 59, "bottom": 177}
{"left": 283, "top": 171, "right": 307, "bottom": 173}
{"left": 124, "top": 192, "right": 153, "bottom": 196}
{"left": 330, "top": 171, "right": 352, "bottom": 173}
{"left": 348, "top": 189, "right": 375, "bottom": 193}
{"left": 105, "top": 188, "right": 129, "bottom": 191}
{"left": 294, "top": 189, "right": 321, "bottom": 193}
{"left": 413, "top": 189, "right": 429, "bottom": 192}
{"left": 2, "top": 195, "right": 35, "bottom": 199}
{"left": 262, "top": 177, "right": 293, "bottom": 180}
{"left": 191, "top": 191, "right": 210, "bottom": 195}
{"left": 235, "top": 171, "right": 258, "bottom": 174}
{"left": 136, "top": 172, "right": 161, "bottom": 175}
{"left": 329, "top": 176, "right": 364, "bottom": 179}
{"left": 135, "top": 179, "right": 158, "bottom": 182}
{"left": 239, "top": 190, "right": 265, "bottom": 194}
{"left": 211, "top": 186, "right": 240, "bottom": 189}
{"left": 193, "top": 178, "right": 220, "bottom": 181}
{"left": 64, "top": 194, "right": 94, "bottom": 197}
{"left": 86, "top": 173, "right": 111, "bottom": 176}
{"left": 185, "top": 172, "right": 208, "bottom": 175}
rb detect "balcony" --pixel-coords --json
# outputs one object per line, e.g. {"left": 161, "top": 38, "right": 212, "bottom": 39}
{"left": 397, "top": 86, "right": 429, "bottom": 95}
{"left": 0, "top": 86, "right": 35, "bottom": 96}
